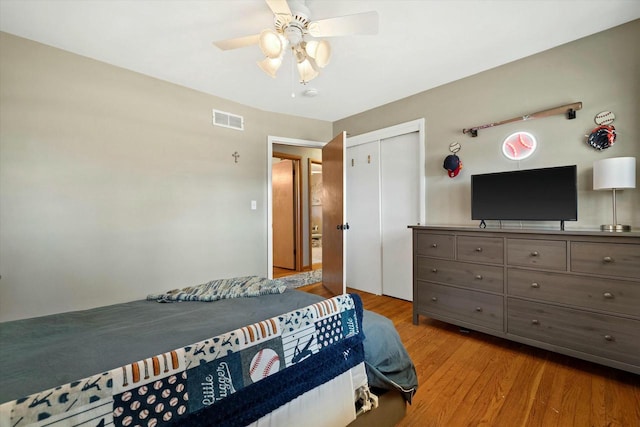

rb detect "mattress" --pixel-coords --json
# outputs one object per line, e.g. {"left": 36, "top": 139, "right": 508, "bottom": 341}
{"left": 0, "top": 289, "right": 417, "bottom": 426}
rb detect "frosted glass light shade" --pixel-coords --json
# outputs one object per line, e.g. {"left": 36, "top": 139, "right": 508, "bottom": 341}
{"left": 297, "top": 58, "right": 319, "bottom": 83}
{"left": 593, "top": 157, "right": 636, "bottom": 190}
{"left": 305, "top": 40, "right": 331, "bottom": 68}
{"left": 259, "top": 29, "right": 283, "bottom": 59}
{"left": 257, "top": 57, "right": 283, "bottom": 78}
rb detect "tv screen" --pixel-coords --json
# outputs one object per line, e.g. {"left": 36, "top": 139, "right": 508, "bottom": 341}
{"left": 471, "top": 165, "right": 577, "bottom": 222}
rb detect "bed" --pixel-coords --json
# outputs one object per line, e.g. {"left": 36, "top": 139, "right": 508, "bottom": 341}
{"left": 0, "top": 278, "right": 417, "bottom": 427}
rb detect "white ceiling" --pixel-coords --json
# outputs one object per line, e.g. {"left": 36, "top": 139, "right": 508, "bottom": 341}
{"left": 1, "top": 0, "right": 639, "bottom": 122}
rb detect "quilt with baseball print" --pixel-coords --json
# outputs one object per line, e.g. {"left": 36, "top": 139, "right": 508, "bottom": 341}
{"left": 0, "top": 294, "right": 366, "bottom": 427}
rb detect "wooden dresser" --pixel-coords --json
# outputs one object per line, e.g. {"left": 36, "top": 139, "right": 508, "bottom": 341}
{"left": 410, "top": 226, "right": 640, "bottom": 374}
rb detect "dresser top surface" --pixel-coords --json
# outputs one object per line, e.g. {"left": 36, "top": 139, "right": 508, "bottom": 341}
{"left": 409, "top": 225, "right": 640, "bottom": 239}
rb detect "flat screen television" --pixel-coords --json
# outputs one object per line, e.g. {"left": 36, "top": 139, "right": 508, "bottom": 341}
{"left": 471, "top": 165, "right": 577, "bottom": 228}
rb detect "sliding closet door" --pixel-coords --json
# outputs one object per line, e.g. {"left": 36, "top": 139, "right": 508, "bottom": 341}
{"left": 380, "top": 132, "right": 420, "bottom": 300}
{"left": 346, "top": 142, "right": 381, "bottom": 295}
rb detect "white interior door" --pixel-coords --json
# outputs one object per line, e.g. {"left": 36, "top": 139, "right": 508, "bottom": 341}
{"left": 381, "top": 132, "right": 421, "bottom": 300}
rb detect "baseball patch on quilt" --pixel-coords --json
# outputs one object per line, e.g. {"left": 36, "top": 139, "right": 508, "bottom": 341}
{"left": 112, "top": 371, "right": 189, "bottom": 427}
{"left": 238, "top": 317, "right": 282, "bottom": 349}
{"left": 281, "top": 323, "right": 318, "bottom": 366}
{"left": 111, "top": 350, "right": 185, "bottom": 395}
{"left": 241, "top": 339, "right": 286, "bottom": 384}
{"left": 315, "top": 313, "right": 344, "bottom": 349}
{"left": 186, "top": 352, "right": 243, "bottom": 413}
{"left": 341, "top": 309, "right": 360, "bottom": 338}
{"left": 7, "top": 372, "right": 114, "bottom": 426}
{"left": 184, "top": 331, "right": 242, "bottom": 368}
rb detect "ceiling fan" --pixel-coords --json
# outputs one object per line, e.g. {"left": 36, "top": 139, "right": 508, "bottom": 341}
{"left": 213, "top": 0, "right": 379, "bottom": 84}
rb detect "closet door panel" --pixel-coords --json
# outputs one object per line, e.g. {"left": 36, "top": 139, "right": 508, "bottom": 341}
{"left": 381, "top": 132, "right": 420, "bottom": 301}
{"left": 346, "top": 142, "right": 381, "bottom": 294}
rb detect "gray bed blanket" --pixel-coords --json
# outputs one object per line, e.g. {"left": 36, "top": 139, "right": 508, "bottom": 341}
{"left": 0, "top": 290, "right": 417, "bottom": 404}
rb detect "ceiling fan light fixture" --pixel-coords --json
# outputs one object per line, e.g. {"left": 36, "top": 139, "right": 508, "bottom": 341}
{"left": 297, "top": 57, "right": 319, "bottom": 84}
{"left": 304, "top": 40, "right": 331, "bottom": 68}
{"left": 259, "top": 28, "right": 284, "bottom": 58}
{"left": 257, "top": 56, "right": 283, "bottom": 78}
{"left": 215, "top": 2, "right": 379, "bottom": 86}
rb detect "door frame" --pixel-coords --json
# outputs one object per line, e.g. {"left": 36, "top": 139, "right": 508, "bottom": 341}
{"left": 272, "top": 152, "right": 302, "bottom": 271}
{"left": 267, "top": 136, "right": 325, "bottom": 279}
{"left": 345, "top": 119, "right": 427, "bottom": 295}
{"left": 346, "top": 118, "right": 426, "bottom": 226}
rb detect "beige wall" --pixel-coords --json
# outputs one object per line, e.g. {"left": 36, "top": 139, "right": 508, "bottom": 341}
{"left": 335, "top": 20, "right": 639, "bottom": 230}
{"left": 2, "top": 21, "right": 639, "bottom": 321}
{"left": 0, "top": 32, "right": 332, "bottom": 321}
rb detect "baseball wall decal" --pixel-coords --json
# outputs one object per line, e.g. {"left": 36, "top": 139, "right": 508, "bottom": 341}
{"left": 594, "top": 111, "right": 615, "bottom": 125}
{"left": 249, "top": 348, "right": 280, "bottom": 383}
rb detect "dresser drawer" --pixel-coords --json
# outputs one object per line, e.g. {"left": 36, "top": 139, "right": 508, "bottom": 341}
{"left": 416, "top": 257, "right": 503, "bottom": 293}
{"left": 571, "top": 241, "right": 640, "bottom": 280}
{"left": 457, "top": 236, "right": 504, "bottom": 264}
{"left": 507, "top": 239, "right": 566, "bottom": 270}
{"left": 507, "top": 298, "right": 640, "bottom": 367}
{"left": 507, "top": 269, "right": 640, "bottom": 318}
{"left": 415, "top": 232, "right": 454, "bottom": 259}
{"left": 416, "top": 281, "right": 503, "bottom": 331}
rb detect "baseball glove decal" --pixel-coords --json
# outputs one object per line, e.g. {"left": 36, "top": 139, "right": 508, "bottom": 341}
{"left": 587, "top": 125, "right": 616, "bottom": 150}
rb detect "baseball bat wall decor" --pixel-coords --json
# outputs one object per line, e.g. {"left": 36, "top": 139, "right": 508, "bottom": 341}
{"left": 462, "top": 102, "right": 582, "bottom": 137}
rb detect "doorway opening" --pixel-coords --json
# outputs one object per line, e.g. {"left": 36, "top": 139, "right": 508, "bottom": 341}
{"left": 308, "top": 159, "right": 322, "bottom": 270}
{"left": 272, "top": 153, "right": 302, "bottom": 277}
{"left": 267, "top": 136, "right": 325, "bottom": 280}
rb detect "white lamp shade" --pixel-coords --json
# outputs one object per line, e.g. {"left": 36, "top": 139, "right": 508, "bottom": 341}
{"left": 297, "top": 58, "right": 319, "bottom": 83}
{"left": 257, "top": 57, "right": 282, "bottom": 78}
{"left": 305, "top": 40, "right": 331, "bottom": 68}
{"left": 259, "top": 29, "right": 283, "bottom": 59}
{"left": 593, "top": 157, "right": 636, "bottom": 190}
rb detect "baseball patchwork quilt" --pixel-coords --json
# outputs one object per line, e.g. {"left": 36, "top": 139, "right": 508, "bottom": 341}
{"left": 0, "top": 294, "right": 367, "bottom": 427}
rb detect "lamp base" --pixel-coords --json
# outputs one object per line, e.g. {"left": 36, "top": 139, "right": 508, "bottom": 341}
{"left": 600, "top": 224, "right": 632, "bottom": 232}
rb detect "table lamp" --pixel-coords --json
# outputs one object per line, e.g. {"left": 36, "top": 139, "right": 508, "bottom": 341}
{"left": 593, "top": 157, "right": 636, "bottom": 232}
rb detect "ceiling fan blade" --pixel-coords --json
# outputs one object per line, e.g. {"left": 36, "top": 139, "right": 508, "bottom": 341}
{"left": 213, "top": 34, "right": 261, "bottom": 50}
{"left": 265, "top": 0, "right": 292, "bottom": 17}
{"left": 308, "top": 11, "right": 379, "bottom": 37}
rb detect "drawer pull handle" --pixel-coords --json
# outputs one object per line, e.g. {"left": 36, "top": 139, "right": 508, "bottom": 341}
{"left": 475, "top": 307, "right": 483, "bottom": 312}
{"left": 431, "top": 268, "right": 438, "bottom": 273}
{"left": 603, "top": 292, "right": 614, "bottom": 299}
{"left": 604, "top": 335, "right": 614, "bottom": 341}
{"left": 475, "top": 274, "right": 483, "bottom": 280}
{"left": 603, "top": 256, "right": 613, "bottom": 263}
{"left": 431, "top": 243, "right": 438, "bottom": 248}
{"left": 531, "top": 282, "right": 540, "bottom": 289}
{"left": 431, "top": 297, "right": 438, "bottom": 302}
{"left": 531, "top": 319, "right": 539, "bottom": 325}
{"left": 475, "top": 247, "right": 483, "bottom": 252}
{"left": 531, "top": 251, "right": 539, "bottom": 257}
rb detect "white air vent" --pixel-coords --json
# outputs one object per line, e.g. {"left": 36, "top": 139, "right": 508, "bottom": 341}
{"left": 213, "top": 109, "right": 244, "bottom": 131}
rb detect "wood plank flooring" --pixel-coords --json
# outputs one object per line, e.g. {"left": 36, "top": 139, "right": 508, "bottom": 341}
{"left": 273, "top": 264, "right": 321, "bottom": 279}
{"left": 299, "top": 283, "right": 640, "bottom": 427}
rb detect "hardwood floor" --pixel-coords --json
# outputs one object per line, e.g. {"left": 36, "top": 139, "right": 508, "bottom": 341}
{"left": 299, "top": 283, "right": 640, "bottom": 427}
{"left": 273, "top": 264, "right": 321, "bottom": 279}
